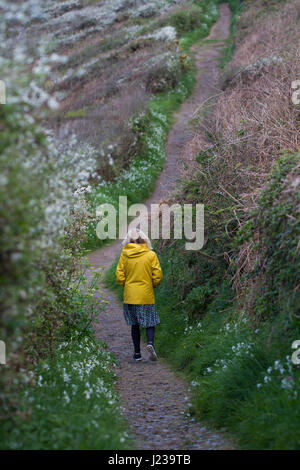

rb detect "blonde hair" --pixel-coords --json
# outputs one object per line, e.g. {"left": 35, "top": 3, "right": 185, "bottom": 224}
{"left": 121, "top": 228, "right": 152, "bottom": 250}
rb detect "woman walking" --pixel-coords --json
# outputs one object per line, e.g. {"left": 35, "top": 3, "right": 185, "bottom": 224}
{"left": 116, "top": 228, "right": 163, "bottom": 362}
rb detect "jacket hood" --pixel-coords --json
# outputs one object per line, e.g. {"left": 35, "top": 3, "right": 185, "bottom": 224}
{"left": 122, "top": 243, "right": 150, "bottom": 258}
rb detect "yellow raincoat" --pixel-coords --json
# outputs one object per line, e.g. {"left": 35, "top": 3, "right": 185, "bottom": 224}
{"left": 116, "top": 243, "right": 163, "bottom": 304}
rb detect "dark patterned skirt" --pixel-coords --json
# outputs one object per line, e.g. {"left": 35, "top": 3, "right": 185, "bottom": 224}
{"left": 123, "top": 303, "right": 160, "bottom": 328}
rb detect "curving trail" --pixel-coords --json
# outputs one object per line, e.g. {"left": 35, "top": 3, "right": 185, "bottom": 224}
{"left": 86, "top": 4, "right": 234, "bottom": 450}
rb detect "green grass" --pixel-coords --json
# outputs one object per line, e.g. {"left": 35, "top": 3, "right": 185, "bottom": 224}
{"left": 1, "top": 333, "right": 132, "bottom": 450}
{"left": 0, "top": 264, "right": 133, "bottom": 450}
{"left": 220, "top": 0, "right": 244, "bottom": 69}
{"left": 66, "top": 109, "right": 88, "bottom": 118}
{"left": 151, "top": 241, "right": 300, "bottom": 449}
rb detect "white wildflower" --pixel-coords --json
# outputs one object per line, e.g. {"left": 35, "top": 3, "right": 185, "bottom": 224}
{"left": 63, "top": 391, "right": 70, "bottom": 404}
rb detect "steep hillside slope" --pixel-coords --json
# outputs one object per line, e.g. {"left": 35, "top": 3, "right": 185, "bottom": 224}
{"left": 29, "top": 0, "right": 218, "bottom": 179}
{"left": 24, "top": 0, "right": 223, "bottom": 248}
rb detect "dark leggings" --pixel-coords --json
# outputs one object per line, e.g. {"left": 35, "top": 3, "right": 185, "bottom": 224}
{"left": 131, "top": 324, "right": 155, "bottom": 354}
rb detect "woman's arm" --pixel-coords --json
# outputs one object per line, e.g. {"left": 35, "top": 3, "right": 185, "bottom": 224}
{"left": 116, "top": 252, "right": 126, "bottom": 286}
{"left": 151, "top": 252, "right": 163, "bottom": 288}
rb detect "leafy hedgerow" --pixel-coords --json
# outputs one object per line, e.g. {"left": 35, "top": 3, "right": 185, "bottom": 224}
{"left": 0, "top": 1, "right": 131, "bottom": 450}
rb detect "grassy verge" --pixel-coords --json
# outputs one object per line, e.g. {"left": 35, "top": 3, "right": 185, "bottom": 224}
{"left": 84, "top": 1, "right": 221, "bottom": 250}
{"left": 219, "top": 0, "right": 244, "bottom": 68}
{"left": 1, "top": 267, "right": 132, "bottom": 450}
{"left": 152, "top": 153, "right": 300, "bottom": 450}
{"left": 2, "top": 333, "right": 131, "bottom": 450}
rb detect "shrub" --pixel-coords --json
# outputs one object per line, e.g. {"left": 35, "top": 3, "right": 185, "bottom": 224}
{"left": 236, "top": 152, "right": 300, "bottom": 323}
{"left": 168, "top": 5, "right": 204, "bottom": 35}
{"left": 145, "top": 52, "right": 184, "bottom": 93}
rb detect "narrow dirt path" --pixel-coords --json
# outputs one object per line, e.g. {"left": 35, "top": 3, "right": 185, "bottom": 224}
{"left": 87, "top": 4, "right": 234, "bottom": 450}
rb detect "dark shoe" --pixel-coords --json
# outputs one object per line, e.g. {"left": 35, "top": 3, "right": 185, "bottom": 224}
{"left": 147, "top": 343, "right": 158, "bottom": 361}
{"left": 133, "top": 353, "right": 142, "bottom": 362}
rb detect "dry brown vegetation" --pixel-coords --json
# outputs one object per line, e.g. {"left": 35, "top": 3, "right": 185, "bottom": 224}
{"left": 178, "top": 0, "right": 300, "bottom": 308}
